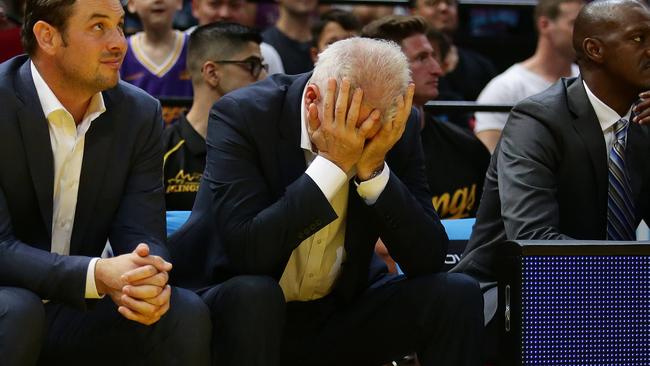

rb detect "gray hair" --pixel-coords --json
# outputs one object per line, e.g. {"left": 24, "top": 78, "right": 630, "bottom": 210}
{"left": 311, "top": 37, "right": 411, "bottom": 123}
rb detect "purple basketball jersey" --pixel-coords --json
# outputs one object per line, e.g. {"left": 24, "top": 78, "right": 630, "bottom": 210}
{"left": 120, "top": 30, "right": 193, "bottom": 98}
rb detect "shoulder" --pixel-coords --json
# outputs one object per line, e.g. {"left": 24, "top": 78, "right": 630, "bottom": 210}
{"left": 162, "top": 118, "right": 184, "bottom": 148}
{"left": 0, "top": 55, "right": 27, "bottom": 92}
{"left": 216, "top": 73, "right": 305, "bottom": 115}
{"left": 108, "top": 80, "right": 160, "bottom": 108}
{"left": 502, "top": 79, "right": 574, "bottom": 146}
{"left": 514, "top": 78, "right": 571, "bottom": 117}
{"left": 102, "top": 81, "right": 162, "bottom": 131}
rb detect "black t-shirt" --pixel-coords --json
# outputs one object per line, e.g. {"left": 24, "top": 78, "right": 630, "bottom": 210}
{"left": 262, "top": 26, "right": 313, "bottom": 75}
{"left": 162, "top": 113, "right": 206, "bottom": 211}
{"left": 439, "top": 47, "right": 497, "bottom": 101}
{"left": 421, "top": 112, "right": 491, "bottom": 219}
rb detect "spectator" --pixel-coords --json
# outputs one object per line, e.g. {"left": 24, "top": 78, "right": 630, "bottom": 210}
{"left": 363, "top": 15, "right": 490, "bottom": 219}
{"left": 168, "top": 37, "right": 484, "bottom": 366}
{"left": 351, "top": 5, "right": 397, "bottom": 26}
{"left": 121, "top": 0, "right": 193, "bottom": 98}
{"left": 262, "top": 0, "right": 316, "bottom": 74}
{"left": 0, "top": 0, "right": 210, "bottom": 364}
{"left": 453, "top": 0, "right": 650, "bottom": 361}
{"left": 0, "top": 0, "right": 22, "bottom": 62}
{"left": 413, "top": 0, "right": 497, "bottom": 101}
{"left": 310, "top": 8, "right": 360, "bottom": 63}
{"left": 188, "top": 0, "right": 285, "bottom": 74}
{"left": 163, "top": 22, "right": 267, "bottom": 211}
{"left": 426, "top": 27, "right": 475, "bottom": 129}
{"left": 475, "top": 0, "right": 584, "bottom": 153}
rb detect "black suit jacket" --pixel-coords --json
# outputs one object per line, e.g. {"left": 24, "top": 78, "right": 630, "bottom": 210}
{"left": 454, "top": 77, "right": 650, "bottom": 282}
{"left": 0, "top": 55, "right": 167, "bottom": 309}
{"left": 169, "top": 73, "right": 448, "bottom": 302}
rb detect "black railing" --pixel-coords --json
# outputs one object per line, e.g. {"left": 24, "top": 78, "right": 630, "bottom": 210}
{"left": 158, "top": 98, "right": 515, "bottom": 114}
{"left": 423, "top": 101, "right": 514, "bottom": 113}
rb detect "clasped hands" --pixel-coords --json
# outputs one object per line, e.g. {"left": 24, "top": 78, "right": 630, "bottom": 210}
{"left": 95, "top": 243, "right": 172, "bottom": 325}
{"left": 307, "top": 78, "right": 415, "bottom": 181}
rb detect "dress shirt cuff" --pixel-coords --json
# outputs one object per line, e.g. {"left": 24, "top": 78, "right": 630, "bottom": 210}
{"left": 355, "top": 162, "right": 390, "bottom": 205}
{"left": 305, "top": 156, "right": 348, "bottom": 202}
{"left": 85, "top": 258, "right": 104, "bottom": 299}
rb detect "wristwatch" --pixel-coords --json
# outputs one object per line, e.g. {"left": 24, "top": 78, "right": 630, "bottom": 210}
{"left": 355, "top": 164, "right": 384, "bottom": 184}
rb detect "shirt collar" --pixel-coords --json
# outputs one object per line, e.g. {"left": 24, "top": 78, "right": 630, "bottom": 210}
{"left": 30, "top": 61, "right": 106, "bottom": 127}
{"left": 583, "top": 80, "right": 632, "bottom": 132}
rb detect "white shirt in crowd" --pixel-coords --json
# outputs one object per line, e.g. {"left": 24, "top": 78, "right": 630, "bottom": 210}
{"left": 474, "top": 63, "right": 580, "bottom": 133}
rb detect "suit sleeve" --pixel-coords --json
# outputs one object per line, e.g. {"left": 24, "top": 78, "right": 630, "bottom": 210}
{"left": 372, "top": 109, "right": 449, "bottom": 275}
{"left": 203, "top": 96, "right": 337, "bottom": 276}
{"left": 0, "top": 184, "right": 91, "bottom": 308}
{"left": 498, "top": 101, "right": 573, "bottom": 240}
{"left": 108, "top": 101, "right": 168, "bottom": 259}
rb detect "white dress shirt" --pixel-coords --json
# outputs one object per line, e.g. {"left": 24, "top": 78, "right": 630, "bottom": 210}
{"left": 31, "top": 62, "right": 105, "bottom": 299}
{"left": 278, "top": 84, "right": 390, "bottom": 301}
{"left": 583, "top": 80, "right": 633, "bottom": 154}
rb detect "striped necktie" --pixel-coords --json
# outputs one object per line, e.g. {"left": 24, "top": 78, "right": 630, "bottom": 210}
{"left": 607, "top": 118, "right": 636, "bottom": 241}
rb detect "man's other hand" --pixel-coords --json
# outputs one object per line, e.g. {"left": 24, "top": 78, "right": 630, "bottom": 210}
{"left": 356, "top": 84, "right": 415, "bottom": 180}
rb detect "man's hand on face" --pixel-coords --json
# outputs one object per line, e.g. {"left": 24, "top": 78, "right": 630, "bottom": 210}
{"left": 633, "top": 91, "right": 650, "bottom": 125}
{"left": 356, "top": 83, "right": 415, "bottom": 181}
{"left": 307, "top": 78, "right": 381, "bottom": 173}
{"left": 95, "top": 243, "right": 173, "bottom": 325}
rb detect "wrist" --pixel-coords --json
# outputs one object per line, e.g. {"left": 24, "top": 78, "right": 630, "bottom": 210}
{"left": 94, "top": 259, "right": 108, "bottom": 295}
{"left": 356, "top": 162, "right": 384, "bottom": 182}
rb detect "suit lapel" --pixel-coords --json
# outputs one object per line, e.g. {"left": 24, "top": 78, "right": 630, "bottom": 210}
{"left": 15, "top": 61, "right": 54, "bottom": 237}
{"left": 567, "top": 77, "right": 608, "bottom": 214}
{"left": 277, "top": 73, "right": 312, "bottom": 189}
{"left": 69, "top": 90, "right": 118, "bottom": 254}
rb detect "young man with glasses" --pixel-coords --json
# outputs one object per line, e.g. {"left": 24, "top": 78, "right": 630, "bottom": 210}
{"left": 163, "top": 22, "right": 267, "bottom": 210}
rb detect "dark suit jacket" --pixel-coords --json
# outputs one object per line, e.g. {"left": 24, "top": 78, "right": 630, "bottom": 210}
{"left": 454, "top": 77, "right": 650, "bottom": 282}
{"left": 0, "top": 55, "right": 168, "bottom": 309}
{"left": 169, "top": 73, "right": 448, "bottom": 302}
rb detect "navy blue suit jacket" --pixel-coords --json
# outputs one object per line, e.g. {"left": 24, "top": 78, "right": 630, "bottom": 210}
{"left": 169, "top": 72, "right": 448, "bottom": 302}
{"left": 0, "top": 56, "right": 167, "bottom": 309}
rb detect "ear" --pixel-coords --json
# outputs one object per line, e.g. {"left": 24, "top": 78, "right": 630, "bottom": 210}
{"left": 304, "top": 84, "right": 320, "bottom": 110}
{"left": 310, "top": 47, "right": 319, "bottom": 64}
{"left": 583, "top": 37, "right": 604, "bottom": 64}
{"left": 537, "top": 16, "right": 551, "bottom": 34}
{"left": 202, "top": 61, "right": 221, "bottom": 88}
{"left": 32, "top": 20, "right": 61, "bottom": 56}
{"left": 127, "top": 0, "right": 137, "bottom": 14}
{"left": 191, "top": 0, "right": 201, "bottom": 18}
{"left": 176, "top": 0, "right": 183, "bottom": 11}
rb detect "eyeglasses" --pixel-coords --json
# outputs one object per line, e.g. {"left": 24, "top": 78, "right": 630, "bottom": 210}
{"left": 211, "top": 56, "right": 269, "bottom": 79}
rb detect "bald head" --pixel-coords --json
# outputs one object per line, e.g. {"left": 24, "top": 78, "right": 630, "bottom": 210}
{"left": 573, "top": 0, "right": 650, "bottom": 63}
{"left": 571, "top": 0, "right": 650, "bottom": 114}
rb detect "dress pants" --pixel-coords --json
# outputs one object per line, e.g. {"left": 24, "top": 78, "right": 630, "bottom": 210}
{"left": 0, "top": 286, "right": 211, "bottom": 366}
{"left": 200, "top": 272, "right": 484, "bottom": 366}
